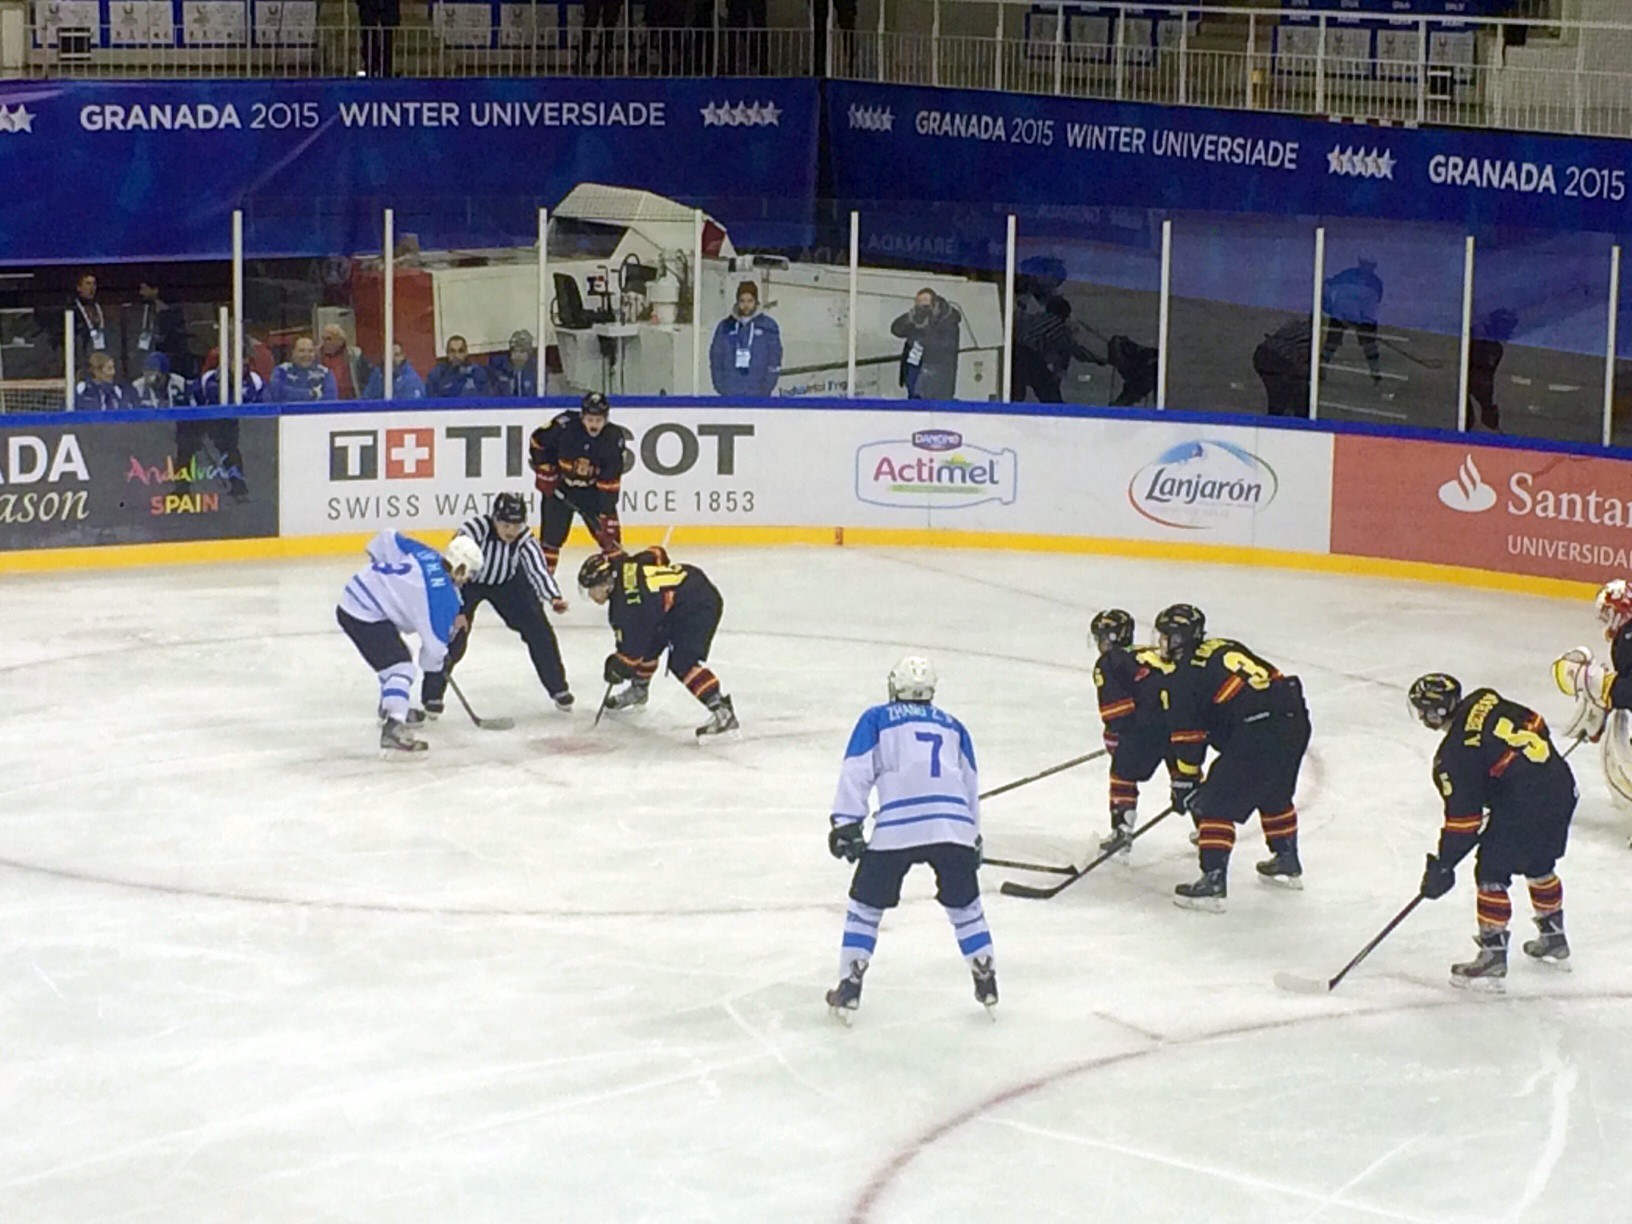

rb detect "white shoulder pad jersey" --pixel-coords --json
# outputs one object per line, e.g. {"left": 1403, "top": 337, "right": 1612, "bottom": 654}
{"left": 337, "top": 530, "right": 462, "bottom": 673}
{"left": 830, "top": 701, "right": 980, "bottom": 852}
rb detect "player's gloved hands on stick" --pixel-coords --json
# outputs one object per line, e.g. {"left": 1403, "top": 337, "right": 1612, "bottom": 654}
{"left": 603, "top": 653, "right": 635, "bottom": 684}
{"left": 828, "top": 821, "right": 865, "bottom": 863}
{"left": 1170, "top": 777, "right": 1197, "bottom": 814}
{"left": 1420, "top": 853, "right": 1456, "bottom": 900}
{"left": 973, "top": 834, "right": 984, "bottom": 868}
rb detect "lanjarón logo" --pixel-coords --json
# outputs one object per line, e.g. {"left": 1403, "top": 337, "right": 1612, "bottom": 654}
{"left": 1128, "top": 439, "right": 1277, "bottom": 530}
{"left": 855, "top": 429, "right": 1017, "bottom": 510}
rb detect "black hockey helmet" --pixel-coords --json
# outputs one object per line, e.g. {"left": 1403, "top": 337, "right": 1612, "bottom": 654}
{"left": 1408, "top": 673, "right": 1463, "bottom": 731}
{"left": 1153, "top": 603, "right": 1206, "bottom": 663}
{"left": 492, "top": 492, "right": 528, "bottom": 524}
{"left": 578, "top": 552, "right": 616, "bottom": 591}
{"left": 1089, "top": 609, "right": 1135, "bottom": 654}
{"left": 580, "top": 391, "right": 610, "bottom": 417}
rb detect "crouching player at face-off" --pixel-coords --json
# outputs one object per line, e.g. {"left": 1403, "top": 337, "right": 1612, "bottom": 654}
{"left": 336, "top": 530, "right": 482, "bottom": 754}
{"left": 577, "top": 549, "right": 738, "bottom": 738}
{"left": 1410, "top": 674, "right": 1576, "bottom": 990}
{"left": 825, "top": 657, "right": 996, "bottom": 1022}
{"left": 1089, "top": 609, "right": 1176, "bottom": 857}
{"left": 1554, "top": 579, "right": 1632, "bottom": 843}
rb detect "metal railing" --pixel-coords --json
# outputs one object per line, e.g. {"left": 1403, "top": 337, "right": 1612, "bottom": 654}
{"left": 19, "top": 1, "right": 1632, "bottom": 140}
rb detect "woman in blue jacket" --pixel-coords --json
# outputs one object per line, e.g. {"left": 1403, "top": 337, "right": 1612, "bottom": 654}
{"left": 708, "top": 281, "right": 781, "bottom": 397}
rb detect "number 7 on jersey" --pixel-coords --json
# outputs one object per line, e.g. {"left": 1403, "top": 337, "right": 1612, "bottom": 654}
{"left": 915, "top": 731, "right": 944, "bottom": 777}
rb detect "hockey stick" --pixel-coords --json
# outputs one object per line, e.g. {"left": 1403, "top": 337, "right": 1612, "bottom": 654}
{"left": 979, "top": 748, "right": 1107, "bottom": 802}
{"left": 983, "top": 855, "right": 1078, "bottom": 876}
{"left": 448, "top": 677, "right": 515, "bottom": 732}
{"left": 591, "top": 681, "right": 614, "bottom": 729}
{"left": 1274, "top": 894, "right": 1424, "bottom": 995}
{"left": 999, "top": 805, "right": 1176, "bottom": 900}
{"left": 1562, "top": 735, "right": 1587, "bottom": 759}
{"left": 1375, "top": 334, "right": 1446, "bottom": 370}
{"left": 552, "top": 486, "right": 620, "bottom": 555}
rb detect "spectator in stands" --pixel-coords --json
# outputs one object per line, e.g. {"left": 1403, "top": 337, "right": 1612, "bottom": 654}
{"left": 645, "top": 0, "right": 688, "bottom": 73}
{"left": 319, "top": 322, "right": 372, "bottom": 400}
{"left": 488, "top": 329, "right": 540, "bottom": 397}
{"left": 724, "top": 0, "right": 767, "bottom": 74}
{"left": 74, "top": 351, "right": 129, "bottom": 412}
{"left": 1321, "top": 257, "right": 1385, "bottom": 385}
{"left": 128, "top": 281, "right": 186, "bottom": 380}
{"left": 357, "top": 0, "right": 399, "bottom": 77}
{"left": 130, "top": 353, "right": 191, "bottom": 408}
{"left": 709, "top": 281, "right": 781, "bottom": 397}
{"left": 68, "top": 271, "right": 109, "bottom": 372}
{"left": 891, "top": 289, "right": 963, "bottom": 401}
{"left": 1467, "top": 308, "right": 1518, "bottom": 432}
{"left": 579, "top": 0, "right": 623, "bottom": 73}
{"left": 362, "top": 343, "right": 427, "bottom": 401}
{"left": 814, "top": 0, "right": 857, "bottom": 76}
{"left": 426, "top": 335, "right": 492, "bottom": 398}
{"left": 196, "top": 353, "right": 266, "bottom": 406}
{"left": 1254, "top": 317, "right": 1313, "bottom": 418}
{"left": 203, "top": 333, "right": 276, "bottom": 384}
{"left": 269, "top": 335, "right": 339, "bottom": 403}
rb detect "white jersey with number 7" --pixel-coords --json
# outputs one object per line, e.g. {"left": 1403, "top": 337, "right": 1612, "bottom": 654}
{"left": 830, "top": 702, "right": 980, "bottom": 852}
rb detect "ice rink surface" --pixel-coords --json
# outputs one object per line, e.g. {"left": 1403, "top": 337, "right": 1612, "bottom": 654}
{"left": 4, "top": 544, "right": 1632, "bottom": 1223}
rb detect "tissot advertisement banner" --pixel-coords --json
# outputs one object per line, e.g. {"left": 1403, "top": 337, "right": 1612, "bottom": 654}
{"left": 278, "top": 403, "right": 1333, "bottom": 554}
{"left": 0, "top": 78, "right": 817, "bottom": 262}
{"left": 0, "top": 416, "right": 278, "bottom": 550}
{"left": 828, "top": 81, "right": 1632, "bottom": 239}
{"left": 1331, "top": 433, "right": 1632, "bottom": 583}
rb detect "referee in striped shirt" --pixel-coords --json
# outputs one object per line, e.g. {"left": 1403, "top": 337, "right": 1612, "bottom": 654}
{"left": 423, "top": 492, "right": 574, "bottom": 714}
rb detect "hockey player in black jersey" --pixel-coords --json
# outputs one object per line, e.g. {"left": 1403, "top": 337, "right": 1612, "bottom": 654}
{"left": 1090, "top": 609, "right": 1174, "bottom": 856}
{"left": 1155, "top": 604, "right": 1311, "bottom": 910}
{"left": 528, "top": 391, "right": 624, "bottom": 573}
{"left": 578, "top": 549, "right": 738, "bottom": 738}
{"left": 1409, "top": 674, "right": 1576, "bottom": 989}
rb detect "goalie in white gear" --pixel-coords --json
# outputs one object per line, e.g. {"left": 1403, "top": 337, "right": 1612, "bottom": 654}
{"left": 823, "top": 656, "right": 997, "bottom": 1021}
{"left": 1554, "top": 579, "right": 1632, "bottom": 826}
{"left": 337, "top": 531, "right": 480, "bottom": 753}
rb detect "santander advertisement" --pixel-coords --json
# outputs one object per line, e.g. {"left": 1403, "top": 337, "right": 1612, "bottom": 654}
{"left": 1331, "top": 434, "right": 1632, "bottom": 583}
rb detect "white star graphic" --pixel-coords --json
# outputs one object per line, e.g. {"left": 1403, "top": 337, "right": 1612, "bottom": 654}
{"left": 730, "top": 103, "right": 748, "bottom": 126}
{"left": 700, "top": 102, "right": 718, "bottom": 126}
{"left": 1327, "top": 146, "right": 1344, "bottom": 174}
{"left": 1378, "top": 149, "right": 1396, "bottom": 179}
{"left": 881, "top": 109, "right": 894, "bottom": 131}
{"left": 761, "top": 101, "right": 781, "bottom": 126}
{"left": 1361, "top": 150, "right": 1380, "bottom": 177}
{"left": 0, "top": 108, "right": 13, "bottom": 135}
{"left": 746, "top": 102, "right": 763, "bottom": 125}
{"left": 11, "top": 106, "right": 33, "bottom": 133}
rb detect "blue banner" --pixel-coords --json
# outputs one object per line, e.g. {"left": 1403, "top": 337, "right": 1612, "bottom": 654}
{"left": 828, "top": 81, "right": 1632, "bottom": 242}
{"left": 0, "top": 78, "right": 818, "bottom": 263}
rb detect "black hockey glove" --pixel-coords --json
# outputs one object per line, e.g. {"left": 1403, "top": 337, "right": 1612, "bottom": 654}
{"left": 1420, "top": 854, "right": 1456, "bottom": 900}
{"left": 1170, "top": 777, "right": 1197, "bottom": 814}
{"left": 603, "top": 653, "right": 635, "bottom": 684}
{"left": 828, "top": 821, "right": 865, "bottom": 862}
{"left": 973, "top": 834, "right": 984, "bottom": 868}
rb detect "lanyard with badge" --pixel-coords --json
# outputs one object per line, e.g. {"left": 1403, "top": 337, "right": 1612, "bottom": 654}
{"left": 77, "top": 299, "right": 106, "bottom": 351}
{"left": 735, "top": 321, "right": 753, "bottom": 371}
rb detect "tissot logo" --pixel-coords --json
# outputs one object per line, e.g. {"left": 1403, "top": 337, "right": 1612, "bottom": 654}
{"left": 330, "top": 427, "right": 437, "bottom": 479}
{"left": 700, "top": 101, "right": 781, "bottom": 127}
{"left": 1326, "top": 145, "right": 1396, "bottom": 180}
{"left": 385, "top": 427, "right": 436, "bottom": 479}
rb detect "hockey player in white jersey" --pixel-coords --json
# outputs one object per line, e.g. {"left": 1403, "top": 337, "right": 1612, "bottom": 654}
{"left": 336, "top": 530, "right": 483, "bottom": 753}
{"left": 1554, "top": 579, "right": 1632, "bottom": 839}
{"left": 825, "top": 656, "right": 996, "bottom": 1021}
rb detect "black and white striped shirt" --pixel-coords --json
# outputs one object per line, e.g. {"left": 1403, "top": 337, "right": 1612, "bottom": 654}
{"left": 455, "top": 515, "right": 564, "bottom": 605}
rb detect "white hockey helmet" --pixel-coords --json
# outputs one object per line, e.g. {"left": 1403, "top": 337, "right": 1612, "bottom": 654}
{"left": 888, "top": 654, "right": 937, "bottom": 703}
{"left": 1597, "top": 579, "right": 1632, "bottom": 639}
{"left": 444, "top": 534, "right": 483, "bottom": 581}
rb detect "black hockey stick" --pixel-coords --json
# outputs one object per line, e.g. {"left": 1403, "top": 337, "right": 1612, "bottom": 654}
{"left": 1375, "top": 334, "right": 1446, "bottom": 370}
{"left": 984, "top": 855, "right": 1078, "bottom": 876}
{"left": 591, "top": 682, "right": 614, "bottom": 729}
{"left": 448, "top": 677, "right": 515, "bottom": 731}
{"left": 1274, "top": 895, "right": 1424, "bottom": 994}
{"left": 979, "top": 748, "right": 1107, "bottom": 802}
{"left": 999, "top": 805, "right": 1176, "bottom": 900}
{"left": 552, "top": 487, "right": 621, "bottom": 555}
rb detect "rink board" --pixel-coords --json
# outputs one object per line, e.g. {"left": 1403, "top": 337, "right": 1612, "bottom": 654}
{"left": 0, "top": 397, "right": 1623, "bottom": 597}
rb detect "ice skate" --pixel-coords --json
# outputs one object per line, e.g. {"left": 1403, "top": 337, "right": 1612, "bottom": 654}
{"left": 1450, "top": 930, "right": 1508, "bottom": 992}
{"left": 826, "top": 960, "right": 867, "bottom": 1024}
{"left": 1255, "top": 844, "right": 1304, "bottom": 890}
{"left": 1174, "top": 868, "right": 1227, "bottom": 913}
{"left": 551, "top": 690, "right": 575, "bottom": 713}
{"left": 1098, "top": 820, "right": 1133, "bottom": 859}
{"left": 1522, "top": 914, "right": 1570, "bottom": 970}
{"left": 423, "top": 698, "right": 444, "bottom": 720}
{"left": 696, "top": 695, "right": 739, "bottom": 740}
{"left": 605, "top": 680, "right": 649, "bottom": 711}
{"left": 972, "top": 956, "right": 998, "bottom": 1017}
{"left": 379, "top": 706, "right": 426, "bottom": 727}
{"left": 379, "top": 717, "right": 427, "bottom": 755}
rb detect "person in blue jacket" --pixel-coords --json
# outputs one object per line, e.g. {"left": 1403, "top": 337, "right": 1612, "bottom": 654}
{"left": 269, "top": 336, "right": 339, "bottom": 403}
{"left": 362, "top": 343, "right": 427, "bottom": 401}
{"left": 1320, "top": 257, "right": 1385, "bottom": 384}
{"left": 425, "top": 334, "right": 491, "bottom": 398}
{"left": 709, "top": 281, "right": 781, "bottom": 397}
{"left": 487, "top": 329, "right": 540, "bottom": 397}
{"left": 74, "top": 352, "right": 130, "bottom": 411}
{"left": 130, "top": 352, "right": 191, "bottom": 408}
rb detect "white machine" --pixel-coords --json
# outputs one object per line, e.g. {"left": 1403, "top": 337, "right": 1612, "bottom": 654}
{"left": 397, "top": 184, "right": 1006, "bottom": 400}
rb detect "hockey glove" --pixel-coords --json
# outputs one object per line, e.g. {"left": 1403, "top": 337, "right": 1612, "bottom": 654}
{"left": 1420, "top": 854, "right": 1456, "bottom": 900}
{"left": 828, "top": 821, "right": 865, "bottom": 863}
{"left": 534, "top": 468, "right": 559, "bottom": 498}
{"left": 1170, "top": 778, "right": 1197, "bottom": 814}
{"left": 422, "top": 669, "right": 448, "bottom": 704}
{"left": 603, "top": 653, "right": 636, "bottom": 684}
{"left": 973, "top": 834, "right": 984, "bottom": 868}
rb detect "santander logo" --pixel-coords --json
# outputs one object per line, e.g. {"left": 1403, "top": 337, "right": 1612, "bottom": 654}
{"left": 1438, "top": 455, "right": 1497, "bottom": 513}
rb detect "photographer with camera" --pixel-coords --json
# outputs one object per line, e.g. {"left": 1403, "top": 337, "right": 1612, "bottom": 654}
{"left": 890, "top": 289, "right": 963, "bottom": 401}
